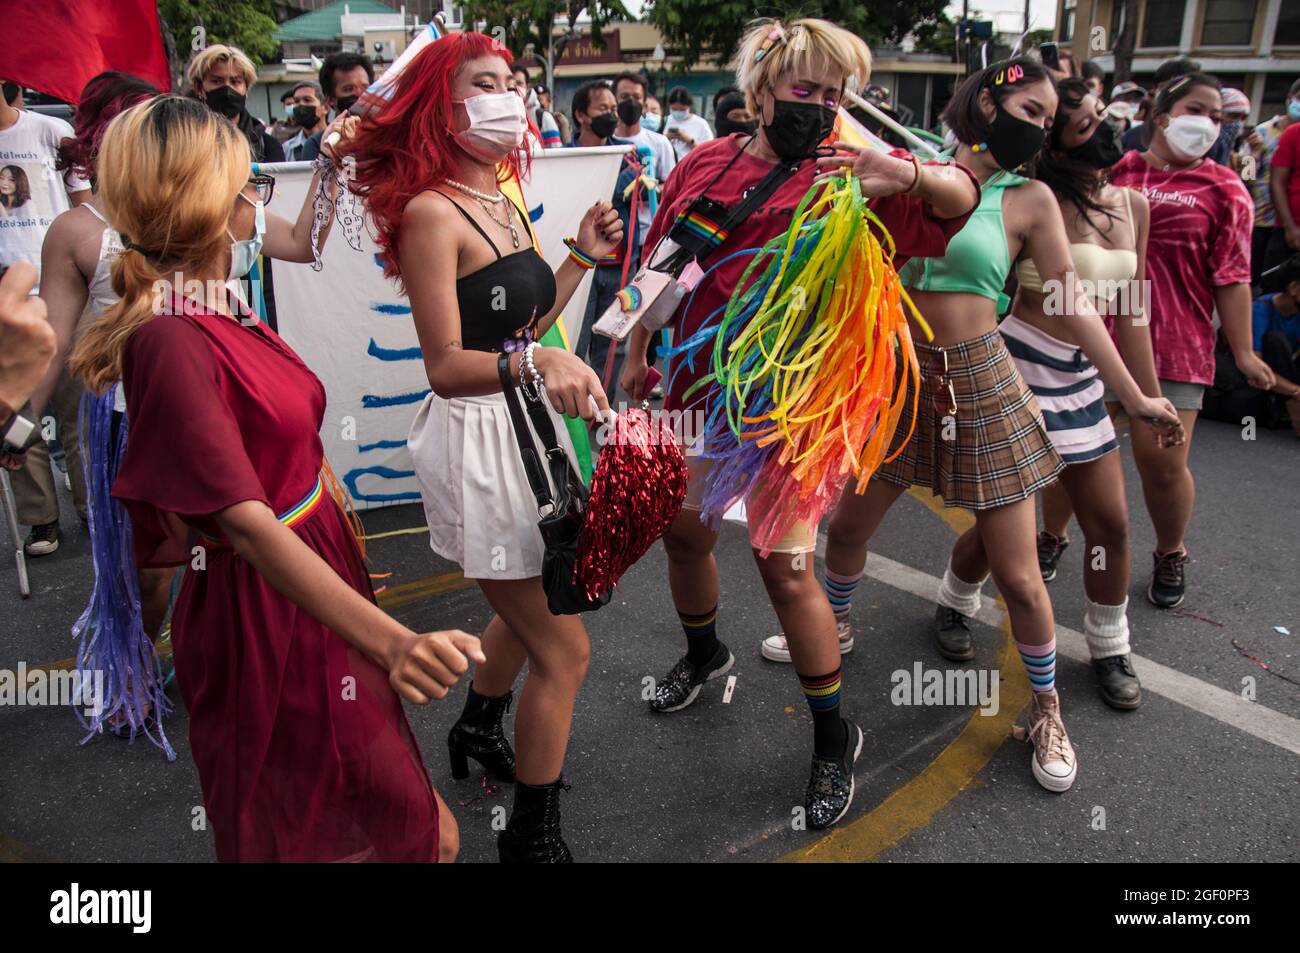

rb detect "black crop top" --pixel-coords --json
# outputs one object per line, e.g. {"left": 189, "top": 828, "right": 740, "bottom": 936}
{"left": 440, "top": 192, "right": 557, "bottom": 353}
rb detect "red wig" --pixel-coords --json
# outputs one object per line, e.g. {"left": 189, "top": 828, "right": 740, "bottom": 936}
{"left": 349, "top": 31, "right": 536, "bottom": 283}
{"left": 57, "top": 71, "right": 159, "bottom": 184}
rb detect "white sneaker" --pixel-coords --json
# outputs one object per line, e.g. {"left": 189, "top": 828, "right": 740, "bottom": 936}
{"left": 1016, "top": 690, "right": 1077, "bottom": 793}
{"left": 761, "top": 619, "right": 853, "bottom": 663}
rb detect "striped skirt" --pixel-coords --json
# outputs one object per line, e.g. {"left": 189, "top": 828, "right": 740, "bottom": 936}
{"left": 998, "top": 314, "right": 1118, "bottom": 465}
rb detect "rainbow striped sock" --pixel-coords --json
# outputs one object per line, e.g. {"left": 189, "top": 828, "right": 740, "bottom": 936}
{"left": 823, "top": 568, "right": 863, "bottom": 618}
{"left": 680, "top": 606, "right": 720, "bottom": 665}
{"left": 1017, "top": 637, "right": 1057, "bottom": 694}
{"left": 799, "top": 667, "right": 847, "bottom": 756}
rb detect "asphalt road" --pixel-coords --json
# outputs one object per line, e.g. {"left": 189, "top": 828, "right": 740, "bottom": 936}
{"left": 1, "top": 415, "right": 1296, "bottom": 863}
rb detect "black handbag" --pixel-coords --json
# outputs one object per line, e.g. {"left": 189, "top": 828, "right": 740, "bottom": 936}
{"left": 497, "top": 353, "right": 611, "bottom": 615}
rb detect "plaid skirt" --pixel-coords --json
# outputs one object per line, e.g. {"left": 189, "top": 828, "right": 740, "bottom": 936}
{"left": 873, "top": 327, "right": 1064, "bottom": 510}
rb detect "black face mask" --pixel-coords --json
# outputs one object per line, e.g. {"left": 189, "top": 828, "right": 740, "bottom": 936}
{"left": 983, "top": 99, "right": 1046, "bottom": 170}
{"left": 1064, "top": 120, "right": 1121, "bottom": 169}
{"left": 590, "top": 111, "right": 618, "bottom": 140}
{"left": 334, "top": 94, "right": 359, "bottom": 115}
{"left": 204, "top": 85, "right": 246, "bottom": 119}
{"left": 762, "top": 97, "right": 837, "bottom": 162}
{"left": 616, "top": 98, "right": 643, "bottom": 127}
{"left": 292, "top": 104, "right": 319, "bottom": 128}
{"left": 2, "top": 81, "right": 18, "bottom": 106}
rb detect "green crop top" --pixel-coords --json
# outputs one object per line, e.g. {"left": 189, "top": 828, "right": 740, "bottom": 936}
{"left": 899, "top": 169, "right": 1029, "bottom": 301}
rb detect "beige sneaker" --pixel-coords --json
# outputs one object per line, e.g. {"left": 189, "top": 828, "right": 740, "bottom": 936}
{"left": 1014, "top": 690, "right": 1078, "bottom": 793}
{"left": 761, "top": 618, "right": 853, "bottom": 663}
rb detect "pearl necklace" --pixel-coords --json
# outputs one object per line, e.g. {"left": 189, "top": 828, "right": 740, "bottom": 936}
{"left": 444, "top": 178, "right": 520, "bottom": 249}
{"left": 444, "top": 178, "right": 504, "bottom": 203}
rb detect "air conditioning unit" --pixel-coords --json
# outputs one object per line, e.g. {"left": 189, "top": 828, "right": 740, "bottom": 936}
{"left": 372, "top": 39, "right": 397, "bottom": 60}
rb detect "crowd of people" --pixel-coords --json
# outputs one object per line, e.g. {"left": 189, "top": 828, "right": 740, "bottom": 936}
{"left": 0, "top": 17, "right": 1298, "bottom": 864}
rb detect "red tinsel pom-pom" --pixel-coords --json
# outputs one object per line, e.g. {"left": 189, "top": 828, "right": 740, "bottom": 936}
{"left": 578, "top": 408, "right": 688, "bottom": 600}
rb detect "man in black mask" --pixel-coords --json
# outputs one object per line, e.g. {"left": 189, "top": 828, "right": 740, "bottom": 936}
{"left": 283, "top": 82, "right": 327, "bottom": 161}
{"left": 186, "top": 44, "right": 284, "bottom": 163}
{"left": 569, "top": 80, "right": 643, "bottom": 393}
{"left": 300, "top": 52, "right": 374, "bottom": 163}
{"left": 713, "top": 91, "right": 758, "bottom": 138}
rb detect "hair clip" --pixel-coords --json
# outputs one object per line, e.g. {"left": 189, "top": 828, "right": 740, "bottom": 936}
{"left": 788, "top": 25, "right": 808, "bottom": 53}
{"left": 1165, "top": 75, "right": 1192, "bottom": 94}
{"left": 755, "top": 22, "right": 786, "bottom": 62}
{"left": 991, "top": 64, "right": 1024, "bottom": 87}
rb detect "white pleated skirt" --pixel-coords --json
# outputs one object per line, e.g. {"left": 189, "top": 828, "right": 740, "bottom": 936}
{"left": 407, "top": 390, "right": 579, "bottom": 580}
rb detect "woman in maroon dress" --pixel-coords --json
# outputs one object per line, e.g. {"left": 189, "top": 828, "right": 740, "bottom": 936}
{"left": 68, "top": 95, "right": 480, "bottom": 862}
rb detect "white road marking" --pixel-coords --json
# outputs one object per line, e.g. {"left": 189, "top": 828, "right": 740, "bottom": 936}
{"left": 806, "top": 529, "right": 1300, "bottom": 758}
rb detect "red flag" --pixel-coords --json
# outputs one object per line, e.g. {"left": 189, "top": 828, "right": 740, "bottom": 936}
{"left": 2, "top": 0, "right": 172, "bottom": 104}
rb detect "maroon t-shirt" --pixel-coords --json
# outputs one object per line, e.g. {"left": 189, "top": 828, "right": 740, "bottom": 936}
{"left": 646, "top": 134, "right": 979, "bottom": 410}
{"left": 1110, "top": 149, "right": 1253, "bottom": 386}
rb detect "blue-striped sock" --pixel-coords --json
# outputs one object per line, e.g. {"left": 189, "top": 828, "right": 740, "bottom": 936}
{"left": 680, "top": 606, "right": 719, "bottom": 666}
{"left": 799, "top": 667, "right": 847, "bottom": 757}
{"left": 1017, "top": 637, "right": 1057, "bottom": 694}
{"left": 823, "top": 568, "right": 863, "bottom": 619}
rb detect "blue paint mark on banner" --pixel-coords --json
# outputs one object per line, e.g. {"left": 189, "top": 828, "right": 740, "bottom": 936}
{"left": 529, "top": 203, "right": 543, "bottom": 222}
{"left": 370, "top": 302, "right": 412, "bottom": 315}
{"left": 373, "top": 252, "right": 387, "bottom": 269}
{"left": 343, "top": 465, "right": 420, "bottom": 503}
{"left": 367, "top": 338, "right": 422, "bottom": 361}
{"left": 362, "top": 389, "right": 430, "bottom": 408}
{"left": 358, "top": 438, "right": 408, "bottom": 453}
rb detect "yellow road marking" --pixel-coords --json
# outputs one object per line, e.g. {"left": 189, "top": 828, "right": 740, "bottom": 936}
{"left": 376, "top": 571, "right": 474, "bottom": 609}
{"left": 906, "top": 485, "right": 976, "bottom": 535}
{"left": 0, "top": 832, "right": 50, "bottom": 863}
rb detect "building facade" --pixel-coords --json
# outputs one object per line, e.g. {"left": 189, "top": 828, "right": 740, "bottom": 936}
{"left": 1055, "top": 0, "right": 1300, "bottom": 121}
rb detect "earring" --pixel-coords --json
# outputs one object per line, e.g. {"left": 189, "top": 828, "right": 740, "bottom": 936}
{"left": 972, "top": 142, "right": 988, "bottom": 153}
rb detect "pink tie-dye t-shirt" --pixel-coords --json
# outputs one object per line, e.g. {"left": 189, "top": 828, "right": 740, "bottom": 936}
{"left": 1110, "top": 150, "right": 1253, "bottom": 386}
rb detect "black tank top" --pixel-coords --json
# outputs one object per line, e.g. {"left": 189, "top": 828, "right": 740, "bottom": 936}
{"left": 440, "top": 191, "right": 557, "bottom": 352}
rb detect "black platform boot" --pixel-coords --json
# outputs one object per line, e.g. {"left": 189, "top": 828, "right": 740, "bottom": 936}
{"left": 497, "top": 778, "right": 573, "bottom": 863}
{"left": 447, "top": 687, "right": 516, "bottom": 782}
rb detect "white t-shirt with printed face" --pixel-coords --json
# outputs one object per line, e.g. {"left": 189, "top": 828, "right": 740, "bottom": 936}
{"left": 0, "top": 110, "right": 90, "bottom": 289}
{"left": 0, "top": 108, "right": 90, "bottom": 286}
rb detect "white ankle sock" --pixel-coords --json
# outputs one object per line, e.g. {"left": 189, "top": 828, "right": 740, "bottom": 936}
{"left": 937, "top": 560, "right": 987, "bottom": 617}
{"left": 1083, "top": 598, "right": 1130, "bottom": 659}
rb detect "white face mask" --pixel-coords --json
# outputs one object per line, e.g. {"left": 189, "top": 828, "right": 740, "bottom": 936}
{"left": 454, "top": 90, "right": 527, "bottom": 159}
{"left": 227, "top": 193, "right": 265, "bottom": 281}
{"left": 1162, "top": 113, "right": 1219, "bottom": 160}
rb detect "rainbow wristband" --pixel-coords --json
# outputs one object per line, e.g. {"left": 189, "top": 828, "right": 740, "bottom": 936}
{"left": 564, "top": 237, "right": 598, "bottom": 270}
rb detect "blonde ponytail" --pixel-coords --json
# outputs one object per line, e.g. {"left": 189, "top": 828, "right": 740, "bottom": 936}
{"left": 69, "top": 96, "right": 249, "bottom": 394}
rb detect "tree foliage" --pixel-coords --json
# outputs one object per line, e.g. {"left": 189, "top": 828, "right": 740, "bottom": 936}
{"left": 459, "top": 1, "right": 630, "bottom": 66}
{"left": 643, "top": 0, "right": 950, "bottom": 68}
{"left": 157, "top": 0, "right": 280, "bottom": 68}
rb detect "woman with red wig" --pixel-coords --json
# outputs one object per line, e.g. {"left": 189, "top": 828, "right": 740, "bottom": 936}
{"left": 348, "top": 31, "right": 623, "bottom": 862}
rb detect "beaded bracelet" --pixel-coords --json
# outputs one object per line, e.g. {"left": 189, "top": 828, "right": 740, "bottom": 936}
{"left": 521, "top": 341, "right": 544, "bottom": 395}
{"left": 563, "top": 237, "right": 598, "bottom": 270}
